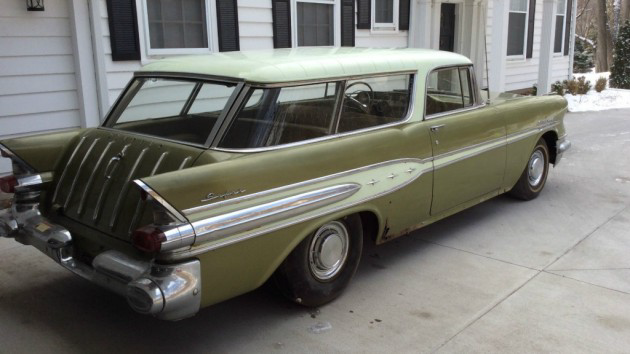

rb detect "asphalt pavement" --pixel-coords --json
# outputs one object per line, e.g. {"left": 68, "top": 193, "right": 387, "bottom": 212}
{"left": 1, "top": 109, "right": 629, "bottom": 353}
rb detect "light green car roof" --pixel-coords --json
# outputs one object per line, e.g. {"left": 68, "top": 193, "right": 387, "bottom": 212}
{"left": 139, "top": 47, "right": 471, "bottom": 83}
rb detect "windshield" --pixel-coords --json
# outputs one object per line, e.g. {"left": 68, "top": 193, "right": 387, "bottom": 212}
{"left": 105, "top": 77, "right": 238, "bottom": 145}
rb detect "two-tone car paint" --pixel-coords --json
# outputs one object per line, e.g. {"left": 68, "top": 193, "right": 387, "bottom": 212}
{"left": 0, "top": 48, "right": 568, "bottom": 316}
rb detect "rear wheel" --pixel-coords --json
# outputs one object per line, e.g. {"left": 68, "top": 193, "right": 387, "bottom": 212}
{"left": 509, "top": 138, "right": 550, "bottom": 200}
{"left": 273, "top": 214, "right": 363, "bottom": 307}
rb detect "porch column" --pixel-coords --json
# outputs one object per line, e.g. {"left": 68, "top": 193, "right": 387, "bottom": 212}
{"left": 461, "top": 0, "right": 475, "bottom": 58}
{"left": 488, "top": 0, "right": 508, "bottom": 94}
{"left": 431, "top": 1, "right": 442, "bottom": 49}
{"left": 537, "top": 0, "right": 558, "bottom": 96}
{"left": 472, "top": 0, "right": 486, "bottom": 88}
{"left": 409, "top": 0, "right": 434, "bottom": 48}
{"left": 68, "top": 0, "right": 101, "bottom": 127}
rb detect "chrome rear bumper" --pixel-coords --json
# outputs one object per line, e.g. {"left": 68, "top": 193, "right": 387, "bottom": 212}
{"left": 0, "top": 204, "right": 201, "bottom": 321}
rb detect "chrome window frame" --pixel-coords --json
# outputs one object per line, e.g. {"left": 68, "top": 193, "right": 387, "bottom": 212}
{"left": 423, "top": 64, "right": 486, "bottom": 121}
{"left": 99, "top": 73, "right": 246, "bottom": 149}
{"left": 210, "top": 71, "right": 418, "bottom": 153}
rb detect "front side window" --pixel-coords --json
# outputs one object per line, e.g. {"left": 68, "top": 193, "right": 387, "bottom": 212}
{"left": 220, "top": 82, "right": 340, "bottom": 148}
{"left": 106, "top": 78, "right": 237, "bottom": 145}
{"left": 554, "top": 0, "right": 567, "bottom": 53}
{"left": 426, "top": 67, "right": 475, "bottom": 116}
{"left": 296, "top": 1, "right": 335, "bottom": 46}
{"left": 372, "top": 0, "right": 398, "bottom": 30}
{"left": 145, "top": 0, "right": 209, "bottom": 51}
{"left": 219, "top": 73, "right": 415, "bottom": 149}
{"left": 338, "top": 74, "right": 412, "bottom": 133}
{"left": 507, "top": 0, "right": 529, "bottom": 56}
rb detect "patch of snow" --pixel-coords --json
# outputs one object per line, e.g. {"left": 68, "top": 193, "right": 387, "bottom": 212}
{"left": 565, "top": 71, "right": 630, "bottom": 112}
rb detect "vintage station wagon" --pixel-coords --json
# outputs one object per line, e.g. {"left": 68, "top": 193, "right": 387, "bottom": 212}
{"left": 0, "top": 48, "right": 570, "bottom": 320}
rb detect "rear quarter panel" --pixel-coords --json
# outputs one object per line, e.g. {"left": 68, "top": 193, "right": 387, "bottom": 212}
{"left": 142, "top": 122, "right": 434, "bottom": 307}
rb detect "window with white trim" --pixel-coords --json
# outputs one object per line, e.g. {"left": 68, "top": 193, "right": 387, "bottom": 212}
{"left": 372, "top": 0, "right": 399, "bottom": 30}
{"left": 143, "top": 0, "right": 214, "bottom": 54}
{"left": 554, "top": 0, "right": 567, "bottom": 53}
{"left": 294, "top": 0, "right": 337, "bottom": 46}
{"left": 506, "top": 0, "right": 529, "bottom": 57}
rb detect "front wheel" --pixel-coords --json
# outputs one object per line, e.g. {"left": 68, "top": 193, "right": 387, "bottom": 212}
{"left": 509, "top": 138, "right": 550, "bottom": 200}
{"left": 273, "top": 214, "right": 363, "bottom": 307}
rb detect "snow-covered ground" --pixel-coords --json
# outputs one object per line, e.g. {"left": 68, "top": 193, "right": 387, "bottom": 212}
{"left": 565, "top": 71, "right": 630, "bottom": 112}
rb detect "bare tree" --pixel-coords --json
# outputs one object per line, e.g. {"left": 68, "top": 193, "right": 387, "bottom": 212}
{"left": 622, "top": 0, "right": 630, "bottom": 21}
{"left": 597, "top": 0, "right": 610, "bottom": 71}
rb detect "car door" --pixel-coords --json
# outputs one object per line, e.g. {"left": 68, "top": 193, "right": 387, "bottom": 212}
{"left": 425, "top": 66, "right": 506, "bottom": 215}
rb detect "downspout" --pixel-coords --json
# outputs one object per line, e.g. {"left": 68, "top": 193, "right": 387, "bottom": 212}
{"left": 567, "top": 0, "right": 578, "bottom": 80}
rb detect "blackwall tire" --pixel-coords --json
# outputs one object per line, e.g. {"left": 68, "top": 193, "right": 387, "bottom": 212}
{"left": 273, "top": 214, "right": 363, "bottom": 307}
{"left": 509, "top": 138, "right": 550, "bottom": 201}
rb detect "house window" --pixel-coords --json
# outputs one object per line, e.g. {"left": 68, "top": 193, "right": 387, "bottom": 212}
{"left": 554, "top": 0, "right": 567, "bottom": 53}
{"left": 506, "top": 0, "right": 528, "bottom": 57}
{"left": 372, "top": 0, "right": 398, "bottom": 30}
{"left": 144, "top": 0, "right": 212, "bottom": 53}
{"left": 296, "top": 1, "right": 335, "bottom": 46}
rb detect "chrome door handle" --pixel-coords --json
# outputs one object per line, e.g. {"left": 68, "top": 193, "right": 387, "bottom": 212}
{"left": 430, "top": 124, "right": 445, "bottom": 132}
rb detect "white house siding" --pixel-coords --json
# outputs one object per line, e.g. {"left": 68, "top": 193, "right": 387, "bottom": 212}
{"left": 0, "top": 0, "right": 81, "bottom": 173}
{"left": 98, "top": 0, "right": 141, "bottom": 105}
{"left": 238, "top": 0, "right": 274, "bottom": 50}
{"left": 486, "top": 0, "right": 571, "bottom": 92}
{"left": 356, "top": 29, "right": 408, "bottom": 47}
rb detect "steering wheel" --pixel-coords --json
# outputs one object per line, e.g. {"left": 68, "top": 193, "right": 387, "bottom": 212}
{"left": 344, "top": 81, "right": 374, "bottom": 114}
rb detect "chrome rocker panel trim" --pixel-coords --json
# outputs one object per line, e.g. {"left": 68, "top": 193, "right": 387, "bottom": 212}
{"left": 0, "top": 206, "right": 201, "bottom": 321}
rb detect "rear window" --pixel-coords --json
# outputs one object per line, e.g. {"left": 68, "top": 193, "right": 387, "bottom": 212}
{"left": 105, "top": 78, "right": 238, "bottom": 145}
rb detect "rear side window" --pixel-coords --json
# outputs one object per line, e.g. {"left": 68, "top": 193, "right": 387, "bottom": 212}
{"left": 426, "top": 66, "right": 475, "bottom": 116}
{"left": 220, "top": 82, "right": 340, "bottom": 149}
{"left": 106, "top": 78, "right": 237, "bottom": 145}
{"left": 338, "top": 74, "right": 413, "bottom": 133}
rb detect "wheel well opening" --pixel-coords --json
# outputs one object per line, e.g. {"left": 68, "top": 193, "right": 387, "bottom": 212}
{"left": 358, "top": 211, "right": 379, "bottom": 245}
{"left": 541, "top": 131, "right": 558, "bottom": 164}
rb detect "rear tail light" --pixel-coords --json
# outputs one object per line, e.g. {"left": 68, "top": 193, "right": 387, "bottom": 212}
{"left": 132, "top": 225, "right": 167, "bottom": 253}
{"left": 0, "top": 175, "right": 17, "bottom": 193}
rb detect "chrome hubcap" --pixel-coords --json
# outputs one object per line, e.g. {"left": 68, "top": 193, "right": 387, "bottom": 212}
{"left": 528, "top": 150, "right": 545, "bottom": 186}
{"left": 308, "top": 221, "right": 349, "bottom": 281}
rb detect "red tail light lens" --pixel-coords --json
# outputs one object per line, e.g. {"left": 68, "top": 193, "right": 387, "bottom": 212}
{"left": 0, "top": 175, "right": 17, "bottom": 193}
{"left": 132, "top": 225, "right": 166, "bottom": 253}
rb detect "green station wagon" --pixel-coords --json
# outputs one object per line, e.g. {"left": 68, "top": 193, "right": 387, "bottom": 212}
{"left": 0, "top": 48, "right": 570, "bottom": 320}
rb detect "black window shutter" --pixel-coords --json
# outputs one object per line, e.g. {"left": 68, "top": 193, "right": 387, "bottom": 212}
{"left": 357, "top": 0, "right": 371, "bottom": 30}
{"left": 526, "top": 0, "right": 536, "bottom": 58}
{"left": 272, "top": 0, "right": 292, "bottom": 48}
{"left": 399, "top": 0, "right": 410, "bottom": 31}
{"left": 564, "top": 0, "right": 573, "bottom": 55}
{"left": 216, "top": 0, "right": 240, "bottom": 51}
{"left": 106, "top": 0, "right": 140, "bottom": 61}
{"left": 341, "top": 0, "right": 355, "bottom": 46}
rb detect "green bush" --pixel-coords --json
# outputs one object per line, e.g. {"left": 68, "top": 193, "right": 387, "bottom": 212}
{"left": 595, "top": 76, "right": 607, "bottom": 92}
{"left": 577, "top": 77, "right": 591, "bottom": 94}
{"left": 610, "top": 20, "right": 630, "bottom": 89}
{"left": 573, "top": 38, "right": 595, "bottom": 73}
{"left": 566, "top": 79, "right": 578, "bottom": 95}
{"left": 551, "top": 81, "right": 565, "bottom": 96}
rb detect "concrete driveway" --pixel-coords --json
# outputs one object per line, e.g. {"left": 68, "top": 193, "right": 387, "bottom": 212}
{"left": 1, "top": 109, "right": 629, "bottom": 353}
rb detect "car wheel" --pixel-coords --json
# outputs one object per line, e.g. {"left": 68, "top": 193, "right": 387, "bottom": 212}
{"left": 273, "top": 214, "right": 363, "bottom": 307}
{"left": 509, "top": 138, "right": 550, "bottom": 201}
